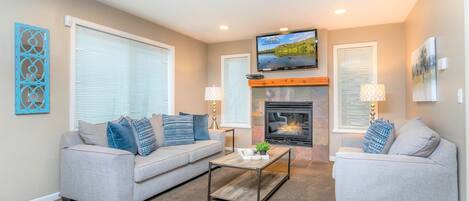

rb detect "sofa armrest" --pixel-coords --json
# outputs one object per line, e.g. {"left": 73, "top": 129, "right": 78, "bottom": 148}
{"left": 341, "top": 134, "right": 364, "bottom": 148}
{"left": 60, "top": 145, "right": 135, "bottom": 201}
{"left": 334, "top": 153, "right": 458, "bottom": 201}
{"left": 209, "top": 129, "right": 226, "bottom": 151}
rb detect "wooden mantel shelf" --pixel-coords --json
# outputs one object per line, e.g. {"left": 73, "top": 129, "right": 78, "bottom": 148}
{"left": 248, "top": 77, "right": 329, "bottom": 88}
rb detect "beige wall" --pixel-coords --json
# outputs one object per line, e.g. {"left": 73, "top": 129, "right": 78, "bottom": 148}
{"left": 327, "top": 23, "right": 408, "bottom": 156}
{"left": 0, "top": 0, "right": 207, "bottom": 200}
{"left": 405, "top": 0, "right": 466, "bottom": 200}
{"left": 207, "top": 40, "right": 253, "bottom": 148}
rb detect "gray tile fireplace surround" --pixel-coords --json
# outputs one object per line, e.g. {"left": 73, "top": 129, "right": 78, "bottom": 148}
{"left": 252, "top": 86, "right": 329, "bottom": 162}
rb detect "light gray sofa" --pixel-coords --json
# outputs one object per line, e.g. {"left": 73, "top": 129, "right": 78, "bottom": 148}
{"left": 333, "top": 134, "right": 458, "bottom": 201}
{"left": 60, "top": 130, "right": 225, "bottom": 201}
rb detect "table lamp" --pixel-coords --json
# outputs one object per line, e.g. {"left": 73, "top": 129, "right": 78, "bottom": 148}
{"left": 360, "top": 84, "right": 386, "bottom": 124}
{"left": 205, "top": 86, "right": 222, "bottom": 129}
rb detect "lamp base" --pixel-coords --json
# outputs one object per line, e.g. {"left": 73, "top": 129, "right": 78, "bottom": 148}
{"left": 209, "top": 118, "right": 219, "bottom": 130}
{"left": 369, "top": 103, "right": 376, "bottom": 125}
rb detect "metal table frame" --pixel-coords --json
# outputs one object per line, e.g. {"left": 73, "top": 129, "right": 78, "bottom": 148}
{"left": 207, "top": 148, "right": 291, "bottom": 201}
{"left": 221, "top": 128, "right": 235, "bottom": 152}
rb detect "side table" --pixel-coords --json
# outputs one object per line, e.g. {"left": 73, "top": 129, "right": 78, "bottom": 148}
{"left": 215, "top": 128, "right": 235, "bottom": 152}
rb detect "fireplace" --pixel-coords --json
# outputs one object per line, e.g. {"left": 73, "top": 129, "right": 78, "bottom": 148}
{"left": 265, "top": 101, "right": 313, "bottom": 147}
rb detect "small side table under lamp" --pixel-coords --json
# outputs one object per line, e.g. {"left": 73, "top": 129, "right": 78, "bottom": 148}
{"left": 360, "top": 84, "right": 386, "bottom": 124}
{"left": 205, "top": 86, "right": 222, "bottom": 129}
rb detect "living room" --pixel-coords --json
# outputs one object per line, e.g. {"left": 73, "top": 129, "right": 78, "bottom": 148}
{"left": 1, "top": 0, "right": 467, "bottom": 201}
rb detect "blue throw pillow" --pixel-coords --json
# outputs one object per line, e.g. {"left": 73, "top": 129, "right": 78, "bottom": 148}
{"left": 163, "top": 114, "right": 195, "bottom": 146}
{"left": 106, "top": 117, "right": 138, "bottom": 154}
{"left": 130, "top": 117, "right": 157, "bottom": 156}
{"left": 180, "top": 112, "right": 209, "bottom": 140}
{"left": 363, "top": 119, "right": 395, "bottom": 154}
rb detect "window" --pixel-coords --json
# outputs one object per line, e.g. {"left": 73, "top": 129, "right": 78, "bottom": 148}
{"left": 333, "top": 42, "right": 377, "bottom": 133}
{"left": 68, "top": 17, "right": 174, "bottom": 130}
{"left": 221, "top": 54, "right": 251, "bottom": 128}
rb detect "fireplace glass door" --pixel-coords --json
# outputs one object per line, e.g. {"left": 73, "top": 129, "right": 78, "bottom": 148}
{"left": 265, "top": 102, "right": 312, "bottom": 146}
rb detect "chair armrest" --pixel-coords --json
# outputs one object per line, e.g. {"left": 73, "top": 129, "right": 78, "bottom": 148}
{"left": 336, "top": 152, "right": 436, "bottom": 164}
{"left": 209, "top": 129, "right": 226, "bottom": 151}
{"left": 334, "top": 152, "right": 458, "bottom": 201}
{"left": 60, "top": 145, "right": 135, "bottom": 201}
{"left": 341, "top": 134, "right": 364, "bottom": 148}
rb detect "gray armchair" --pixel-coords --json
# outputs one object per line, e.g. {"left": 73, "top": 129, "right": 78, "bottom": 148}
{"left": 333, "top": 134, "right": 458, "bottom": 201}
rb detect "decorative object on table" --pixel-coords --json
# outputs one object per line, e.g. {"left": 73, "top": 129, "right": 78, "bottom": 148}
{"left": 360, "top": 83, "right": 386, "bottom": 124}
{"left": 362, "top": 119, "right": 395, "bottom": 154}
{"left": 237, "top": 148, "right": 270, "bottom": 160}
{"left": 245, "top": 74, "right": 264, "bottom": 80}
{"left": 205, "top": 86, "right": 222, "bottom": 129}
{"left": 255, "top": 141, "right": 271, "bottom": 155}
{"left": 15, "top": 23, "right": 50, "bottom": 114}
{"left": 412, "top": 37, "right": 437, "bottom": 102}
{"left": 180, "top": 112, "right": 210, "bottom": 140}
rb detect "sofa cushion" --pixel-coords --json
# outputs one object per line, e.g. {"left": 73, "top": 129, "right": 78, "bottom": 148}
{"left": 130, "top": 117, "right": 157, "bottom": 156}
{"left": 134, "top": 148, "right": 189, "bottom": 182}
{"left": 78, "top": 120, "right": 108, "bottom": 146}
{"left": 150, "top": 114, "right": 165, "bottom": 148}
{"left": 362, "top": 119, "right": 395, "bottom": 154}
{"left": 162, "top": 114, "right": 195, "bottom": 146}
{"left": 106, "top": 117, "right": 138, "bottom": 154}
{"left": 180, "top": 112, "right": 210, "bottom": 140}
{"left": 164, "top": 140, "right": 222, "bottom": 163}
{"left": 388, "top": 118, "right": 441, "bottom": 157}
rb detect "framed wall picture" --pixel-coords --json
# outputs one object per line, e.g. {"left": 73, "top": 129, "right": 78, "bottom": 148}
{"left": 15, "top": 23, "right": 50, "bottom": 114}
{"left": 412, "top": 37, "right": 437, "bottom": 102}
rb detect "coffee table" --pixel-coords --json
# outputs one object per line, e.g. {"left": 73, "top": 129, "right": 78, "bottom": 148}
{"left": 207, "top": 147, "right": 291, "bottom": 201}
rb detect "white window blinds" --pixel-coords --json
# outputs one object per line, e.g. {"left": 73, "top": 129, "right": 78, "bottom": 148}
{"left": 74, "top": 25, "right": 170, "bottom": 127}
{"left": 334, "top": 43, "right": 377, "bottom": 131}
{"left": 221, "top": 55, "right": 250, "bottom": 128}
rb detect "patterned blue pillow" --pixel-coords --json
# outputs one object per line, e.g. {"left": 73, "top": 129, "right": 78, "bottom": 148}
{"left": 130, "top": 117, "right": 157, "bottom": 156}
{"left": 363, "top": 119, "right": 395, "bottom": 154}
{"left": 163, "top": 114, "right": 195, "bottom": 146}
{"left": 106, "top": 117, "right": 138, "bottom": 154}
{"left": 180, "top": 112, "right": 210, "bottom": 140}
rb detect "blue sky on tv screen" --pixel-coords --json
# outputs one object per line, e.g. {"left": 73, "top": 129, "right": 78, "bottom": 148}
{"left": 257, "top": 31, "right": 316, "bottom": 51}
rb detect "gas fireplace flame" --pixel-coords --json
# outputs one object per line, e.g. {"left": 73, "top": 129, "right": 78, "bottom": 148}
{"left": 278, "top": 122, "right": 302, "bottom": 133}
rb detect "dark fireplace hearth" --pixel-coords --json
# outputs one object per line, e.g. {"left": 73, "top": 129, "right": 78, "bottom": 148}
{"left": 265, "top": 101, "right": 313, "bottom": 147}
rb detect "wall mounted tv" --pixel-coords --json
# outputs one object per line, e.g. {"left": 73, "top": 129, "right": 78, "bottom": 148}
{"left": 256, "top": 29, "right": 318, "bottom": 72}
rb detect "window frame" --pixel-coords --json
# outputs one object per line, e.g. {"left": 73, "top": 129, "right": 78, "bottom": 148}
{"left": 66, "top": 16, "right": 175, "bottom": 131}
{"left": 220, "top": 53, "right": 252, "bottom": 128}
{"left": 333, "top": 42, "right": 378, "bottom": 134}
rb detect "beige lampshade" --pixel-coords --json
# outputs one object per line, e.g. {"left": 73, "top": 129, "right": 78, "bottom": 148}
{"left": 205, "top": 87, "right": 222, "bottom": 101}
{"left": 360, "top": 84, "right": 386, "bottom": 102}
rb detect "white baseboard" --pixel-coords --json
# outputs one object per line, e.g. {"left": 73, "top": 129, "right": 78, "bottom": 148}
{"left": 329, "top": 156, "right": 336, "bottom": 162}
{"left": 30, "top": 192, "right": 60, "bottom": 201}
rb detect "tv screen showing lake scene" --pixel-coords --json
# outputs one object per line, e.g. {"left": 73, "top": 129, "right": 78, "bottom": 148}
{"left": 257, "top": 30, "right": 317, "bottom": 71}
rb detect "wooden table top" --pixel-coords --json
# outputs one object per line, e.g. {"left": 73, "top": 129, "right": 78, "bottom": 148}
{"left": 210, "top": 147, "right": 290, "bottom": 170}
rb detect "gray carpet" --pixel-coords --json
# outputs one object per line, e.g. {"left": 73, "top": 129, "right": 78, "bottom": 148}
{"left": 149, "top": 160, "right": 335, "bottom": 201}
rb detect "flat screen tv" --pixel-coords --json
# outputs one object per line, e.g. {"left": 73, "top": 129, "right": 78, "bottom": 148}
{"left": 256, "top": 29, "right": 318, "bottom": 72}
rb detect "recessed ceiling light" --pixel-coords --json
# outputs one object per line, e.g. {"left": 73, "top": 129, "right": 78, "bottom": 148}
{"left": 334, "top": 9, "right": 347, "bottom": 15}
{"left": 219, "top": 25, "right": 229, "bottom": 30}
{"left": 280, "top": 27, "right": 289, "bottom": 32}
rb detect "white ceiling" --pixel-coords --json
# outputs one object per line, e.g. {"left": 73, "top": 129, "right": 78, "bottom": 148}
{"left": 97, "top": 0, "right": 418, "bottom": 43}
